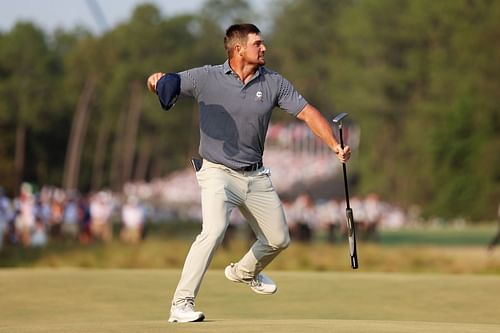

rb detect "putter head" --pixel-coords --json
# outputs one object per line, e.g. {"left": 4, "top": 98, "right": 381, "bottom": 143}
{"left": 332, "top": 112, "right": 349, "bottom": 125}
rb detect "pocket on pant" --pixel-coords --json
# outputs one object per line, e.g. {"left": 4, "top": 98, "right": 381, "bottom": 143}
{"left": 196, "top": 167, "right": 229, "bottom": 193}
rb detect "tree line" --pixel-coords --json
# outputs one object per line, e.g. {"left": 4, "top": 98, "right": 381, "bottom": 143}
{"left": 0, "top": 0, "right": 498, "bottom": 221}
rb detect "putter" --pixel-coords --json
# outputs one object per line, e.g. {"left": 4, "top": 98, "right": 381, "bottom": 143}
{"left": 332, "top": 112, "right": 359, "bottom": 269}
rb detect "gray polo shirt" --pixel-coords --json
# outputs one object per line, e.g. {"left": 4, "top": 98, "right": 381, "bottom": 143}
{"left": 179, "top": 60, "right": 308, "bottom": 170}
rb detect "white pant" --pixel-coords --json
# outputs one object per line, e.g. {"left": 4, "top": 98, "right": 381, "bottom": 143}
{"left": 173, "top": 160, "right": 290, "bottom": 301}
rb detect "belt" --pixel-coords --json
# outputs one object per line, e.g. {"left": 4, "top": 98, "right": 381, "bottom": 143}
{"left": 239, "top": 161, "right": 263, "bottom": 172}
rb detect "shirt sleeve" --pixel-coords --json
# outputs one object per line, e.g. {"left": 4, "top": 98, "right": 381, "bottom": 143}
{"left": 276, "top": 76, "right": 308, "bottom": 116}
{"left": 178, "top": 66, "right": 210, "bottom": 98}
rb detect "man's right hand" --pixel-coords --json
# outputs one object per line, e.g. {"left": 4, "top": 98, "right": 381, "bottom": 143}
{"left": 147, "top": 72, "right": 165, "bottom": 93}
{"left": 335, "top": 144, "right": 351, "bottom": 163}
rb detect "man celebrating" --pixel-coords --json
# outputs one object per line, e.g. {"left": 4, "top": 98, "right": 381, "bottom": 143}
{"left": 147, "top": 23, "right": 351, "bottom": 323}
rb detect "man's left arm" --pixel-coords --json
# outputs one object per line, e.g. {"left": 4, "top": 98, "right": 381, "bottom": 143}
{"left": 296, "top": 104, "right": 351, "bottom": 163}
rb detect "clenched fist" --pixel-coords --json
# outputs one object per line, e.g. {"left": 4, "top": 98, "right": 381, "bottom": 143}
{"left": 335, "top": 144, "right": 351, "bottom": 163}
{"left": 147, "top": 72, "right": 165, "bottom": 93}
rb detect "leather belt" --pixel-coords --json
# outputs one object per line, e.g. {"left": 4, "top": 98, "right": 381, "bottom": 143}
{"left": 239, "top": 161, "right": 263, "bottom": 172}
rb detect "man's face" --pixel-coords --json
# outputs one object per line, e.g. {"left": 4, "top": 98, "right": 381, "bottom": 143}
{"left": 242, "top": 33, "right": 266, "bottom": 66}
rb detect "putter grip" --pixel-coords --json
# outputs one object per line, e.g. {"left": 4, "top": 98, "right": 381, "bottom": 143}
{"left": 346, "top": 208, "right": 359, "bottom": 269}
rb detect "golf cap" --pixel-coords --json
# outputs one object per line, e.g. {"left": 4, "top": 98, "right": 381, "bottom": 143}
{"left": 156, "top": 73, "right": 180, "bottom": 110}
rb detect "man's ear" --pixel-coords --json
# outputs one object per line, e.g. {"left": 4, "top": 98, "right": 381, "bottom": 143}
{"left": 235, "top": 44, "right": 243, "bottom": 56}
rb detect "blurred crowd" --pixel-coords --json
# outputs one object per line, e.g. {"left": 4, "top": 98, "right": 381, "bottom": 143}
{"left": 215, "top": 191, "right": 409, "bottom": 248}
{"left": 1, "top": 126, "right": 414, "bottom": 251}
{"left": 0, "top": 183, "right": 147, "bottom": 251}
{"left": 0, "top": 181, "right": 413, "bottom": 252}
{"left": 283, "top": 192, "right": 407, "bottom": 243}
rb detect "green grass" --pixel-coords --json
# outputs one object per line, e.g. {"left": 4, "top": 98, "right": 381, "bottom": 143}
{"left": 2, "top": 223, "right": 500, "bottom": 276}
{"left": 2, "top": 239, "right": 500, "bottom": 274}
{"left": 378, "top": 225, "right": 496, "bottom": 246}
{"left": 0, "top": 269, "right": 499, "bottom": 333}
{"left": 2, "top": 224, "right": 498, "bottom": 331}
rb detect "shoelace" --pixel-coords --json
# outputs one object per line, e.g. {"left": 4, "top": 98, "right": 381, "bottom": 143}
{"left": 249, "top": 274, "right": 263, "bottom": 288}
{"left": 230, "top": 263, "right": 264, "bottom": 288}
{"left": 175, "top": 297, "right": 195, "bottom": 311}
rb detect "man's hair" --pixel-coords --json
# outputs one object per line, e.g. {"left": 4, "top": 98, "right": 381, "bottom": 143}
{"left": 224, "top": 23, "right": 260, "bottom": 57}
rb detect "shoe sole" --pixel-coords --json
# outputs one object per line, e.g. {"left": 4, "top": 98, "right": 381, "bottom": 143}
{"left": 168, "top": 314, "right": 205, "bottom": 323}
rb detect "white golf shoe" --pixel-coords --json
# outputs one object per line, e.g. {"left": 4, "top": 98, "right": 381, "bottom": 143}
{"left": 225, "top": 263, "right": 277, "bottom": 295}
{"left": 168, "top": 298, "right": 205, "bottom": 323}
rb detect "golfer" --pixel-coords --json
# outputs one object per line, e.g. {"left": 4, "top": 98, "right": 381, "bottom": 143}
{"left": 147, "top": 23, "right": 351, "bottom": 323}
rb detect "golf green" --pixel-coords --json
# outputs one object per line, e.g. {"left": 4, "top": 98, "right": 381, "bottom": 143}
{"left": 0, "top": 269, "right": 498, "bottom": 332}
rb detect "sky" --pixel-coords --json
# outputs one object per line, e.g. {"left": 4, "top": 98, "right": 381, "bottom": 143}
{"left": 0, "top": 0, "right": 269, "bottom": 35}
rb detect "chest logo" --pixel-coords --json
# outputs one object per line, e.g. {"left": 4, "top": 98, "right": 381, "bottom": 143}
{"left": 255, "top": 91, "right": 263, "bottom": 101}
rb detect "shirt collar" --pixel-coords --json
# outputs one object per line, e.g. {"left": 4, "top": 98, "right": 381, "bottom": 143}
{"left": 223, "top": 60, "right": 232, "bottom": 74}
{"left": 223, "top": 60, "right": 263, "bottom": 79}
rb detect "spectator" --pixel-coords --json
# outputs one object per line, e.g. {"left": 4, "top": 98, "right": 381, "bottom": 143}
{"left": 34, "top": 191, "right": 51, "bottom": 233}
{"left": 78, "top": 195, "right": 92, "bottom": 245}
{"left": 0, "top": 187, "right": 14, "bottom": 251}
{"left": 363, "top": 193, "right": 383, "bottom": 241}
{"left": 14, "top": 183, "right": 36, "bottom": 247}
{"left": 383, "top": 205, "right": 406, "bottom": 229}
{"left": 31, "top": 218, "right": 48, "bottom": 247}
{"left": 48, "top": 189, "right": 65, "bottom": 239}
{"left": 90, "top": 191, "right": 114, "bottom": 242}
{"left": 294, "top": 193, "right": 316, "bottom": 242}
{"left": 317, "top": 199, "right": 341, "bottom": 243}
{"left": 282, "top": 199, "right": 299, "bottom": 240}
{"left": 62, "top": 196, "right": 80, "bottom": 240}
{"left": 120, "top": 196, "right": 145, "bottom": 244}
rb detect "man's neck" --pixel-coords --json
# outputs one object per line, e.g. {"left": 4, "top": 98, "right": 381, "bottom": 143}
{"left": 229, "top": 58, "right": 259, "bottom": 84}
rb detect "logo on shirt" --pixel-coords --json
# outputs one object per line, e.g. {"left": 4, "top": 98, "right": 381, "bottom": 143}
{"left": 255, "top": 91, "right": 263, "bottom": 101}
